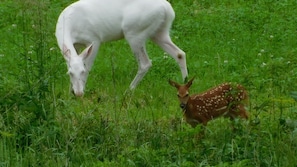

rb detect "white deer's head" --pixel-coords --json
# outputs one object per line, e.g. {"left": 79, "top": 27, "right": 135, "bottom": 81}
{"left": 63, "top": 44, "right": 93, "bottom": 97}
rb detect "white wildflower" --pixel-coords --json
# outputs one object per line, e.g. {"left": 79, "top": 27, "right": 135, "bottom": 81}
{"left": 260, "top": 62, "right": 266, "bottom": 67}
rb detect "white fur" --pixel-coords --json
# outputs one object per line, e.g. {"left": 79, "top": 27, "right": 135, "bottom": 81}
{"left": 56, "top": 0, "right": 188, "bottom": 96}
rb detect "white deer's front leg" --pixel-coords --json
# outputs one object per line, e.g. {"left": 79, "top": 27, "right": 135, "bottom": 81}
{"left": 129, "top": 45, "right": 152, "bottom": 90}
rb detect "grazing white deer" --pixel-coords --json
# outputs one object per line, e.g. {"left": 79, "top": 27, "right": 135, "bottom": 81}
{"left": 55, "top": 0, "right": 188, "bottom": 96}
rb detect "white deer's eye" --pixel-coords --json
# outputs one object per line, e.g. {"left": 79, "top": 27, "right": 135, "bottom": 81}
{"left": 67, "top": 71, "right": 74, "bottom": 77}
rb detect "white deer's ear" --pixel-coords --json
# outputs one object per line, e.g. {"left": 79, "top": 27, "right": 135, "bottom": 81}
{"left": 63, "top": 44, "right": 71, "bottom": 61}
{"left": 81, "top": 44, "right": 93, "bottom": 59}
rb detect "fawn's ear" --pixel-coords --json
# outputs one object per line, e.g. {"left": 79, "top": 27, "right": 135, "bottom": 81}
{"left": 186, "top": 77, "right": 195, "bottom": 88}
{"left": 183, "top": 76, "right": 189, "bottom": 84}
{"left": 168, "top": 80, "right": 180, "bottom": 88}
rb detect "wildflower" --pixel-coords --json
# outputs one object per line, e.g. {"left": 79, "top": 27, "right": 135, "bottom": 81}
{"left": 260, "top": 62, "right": 266, "bottom": 67}
{"left": 270, "top": 35, "right": 274, "bottom": 39}
{"left": 224, "top": 60, "right": 228, "bottom": 64}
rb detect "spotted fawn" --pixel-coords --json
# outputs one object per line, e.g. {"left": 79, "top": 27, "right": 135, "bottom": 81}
{"left": 169, "top": 78, "right": 248, "bottom": 128}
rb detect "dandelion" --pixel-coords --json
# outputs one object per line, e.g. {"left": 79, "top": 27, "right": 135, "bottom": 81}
{"left": 260, "top": 49, "right": 265, "bottom": 53}
{"left": 270, "top": 35, "right": 274, "bottom": 39}
{"left": 224, "top": 60, "right": 228, "bottom": 64}
{"left": 287, "top": 61, "right": 291, "bottom": 65}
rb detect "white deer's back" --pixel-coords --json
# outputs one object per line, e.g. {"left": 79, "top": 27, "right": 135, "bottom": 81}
{"left": 55, "top": 0, "right": 173, "bottom": 47}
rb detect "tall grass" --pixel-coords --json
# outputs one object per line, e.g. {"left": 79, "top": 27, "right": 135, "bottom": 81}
{"left": 1, "top": 0, "right": 297, "bottom": 166}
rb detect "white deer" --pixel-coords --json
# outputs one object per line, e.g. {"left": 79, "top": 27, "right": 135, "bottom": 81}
{"left": 55, "top": 0, "right": 188, "bottom": 96}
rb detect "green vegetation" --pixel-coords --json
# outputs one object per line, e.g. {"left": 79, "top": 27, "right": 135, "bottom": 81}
{"left": 1, "top": 0, "right": 297, "bottom": 166}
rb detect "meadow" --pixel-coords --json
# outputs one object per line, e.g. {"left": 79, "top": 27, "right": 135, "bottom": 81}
{"left": 1, "top": 0, "right": 297, "bottom": 166}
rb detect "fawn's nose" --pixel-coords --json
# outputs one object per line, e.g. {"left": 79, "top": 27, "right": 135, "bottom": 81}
{"left": 180, "top": 103, "right": 186, "bottom": 109}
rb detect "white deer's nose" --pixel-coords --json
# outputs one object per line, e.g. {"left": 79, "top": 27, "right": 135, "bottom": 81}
{"left": 75, "top": 91, "right": 84, "bottom": 97}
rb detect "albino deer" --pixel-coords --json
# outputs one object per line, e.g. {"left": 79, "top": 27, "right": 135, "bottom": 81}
{"left": 55, "top": 0, "right": 188, "bottom": 96}
{"left": 169, "top": 78, "right": 248, "bottom": 128}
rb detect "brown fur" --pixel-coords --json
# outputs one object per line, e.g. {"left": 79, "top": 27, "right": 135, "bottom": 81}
{"left": 169, "top": 78, "right": 248, "bottom": 128}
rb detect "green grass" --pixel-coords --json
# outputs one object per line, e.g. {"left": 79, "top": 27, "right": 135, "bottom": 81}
{"left": 1, "top": 0, "right": 297, "bottom": 166}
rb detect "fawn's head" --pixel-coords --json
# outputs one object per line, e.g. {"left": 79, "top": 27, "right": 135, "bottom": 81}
{"left": 169, "top": 77, "right": 195, "bottom": 109}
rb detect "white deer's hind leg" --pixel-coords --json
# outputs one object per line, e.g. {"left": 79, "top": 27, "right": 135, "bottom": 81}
{"left": 152, "top": 32, "right": 188, "bottom": 81}
{"left": 127, "top": 40, "right": 152, "bottom": 90}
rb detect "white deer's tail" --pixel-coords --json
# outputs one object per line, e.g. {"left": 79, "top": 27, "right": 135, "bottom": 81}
{"left": 162, "top": 1, "right": 175, "bottom": 32}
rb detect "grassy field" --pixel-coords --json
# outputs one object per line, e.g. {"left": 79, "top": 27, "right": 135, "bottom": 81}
{"left": 1, "top": 0, "right": 297, "bottom": 166}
